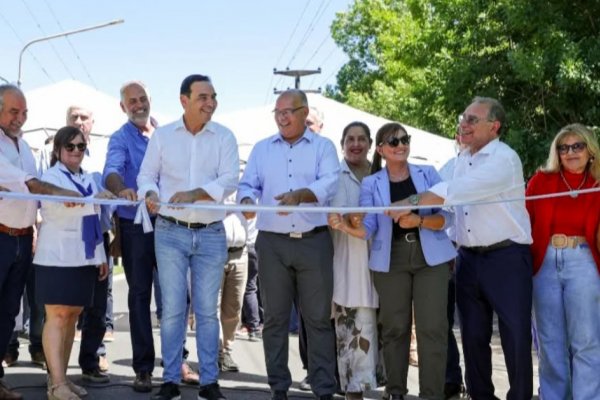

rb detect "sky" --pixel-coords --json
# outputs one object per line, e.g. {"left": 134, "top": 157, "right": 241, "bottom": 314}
{"left": 0, "top": 0, "right": 353, "bottom": 119}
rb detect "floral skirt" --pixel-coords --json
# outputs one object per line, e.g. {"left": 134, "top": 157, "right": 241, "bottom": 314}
{"left": 334, "top": 304, "right": 384, "bottom": 392}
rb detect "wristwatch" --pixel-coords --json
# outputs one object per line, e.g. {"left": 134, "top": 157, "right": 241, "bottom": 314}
{"left": 408, "top": 194, "right": 420, "bottom": 206}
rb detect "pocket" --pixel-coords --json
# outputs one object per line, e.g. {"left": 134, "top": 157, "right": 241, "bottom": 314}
{"left": 371, "top": 240, "right": 382, "bottom": 251}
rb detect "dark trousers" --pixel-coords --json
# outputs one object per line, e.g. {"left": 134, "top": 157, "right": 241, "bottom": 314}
{"left": 0, "top": 232, "right": 33, "bottom": 378}
{"left": 457, "top": 244, "right": 533, "bottom": 400}
{"left": 256, "top": 231, "right": 336, "bottom": 397}
{"left": 446, "top": 270, "right": 463, "bottom": 385}
{"left": 241, "top": 247, "right": 263, "bottom": 331}
{"left": 120, "top": 217, "right": 156, "bottom": 374}
{"left": 78, "top": 233, "right": 110, "bottom": 371}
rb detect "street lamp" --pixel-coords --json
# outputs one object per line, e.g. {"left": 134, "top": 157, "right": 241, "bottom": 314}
{"left": 17, "top": 19, "right": 124, "bottom": 87}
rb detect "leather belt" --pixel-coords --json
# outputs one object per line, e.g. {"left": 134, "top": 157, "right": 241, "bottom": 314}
{"left": 0, "top": 223, "right": 34, "bottom": 237}
{"left": 462, "top": 239, "right": 514, "bottom": 254}
{"left": 159, "top": 215, "right": 217, "bottom": 230}
{"left": 266, "top": 225, "right": 328, "bottom": 239}
{"left": 550, "top": 234, "right": 587, "bottom": 249}
{"left": 228, "top": 246, "right": 245, "bottom": 253}
{"left": 398, "top": 232, "right": 419, "bottom": 243}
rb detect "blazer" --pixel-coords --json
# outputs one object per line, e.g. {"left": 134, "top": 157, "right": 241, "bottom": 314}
{"left": 360, "top": 163, "right": 457, "bottom": 272}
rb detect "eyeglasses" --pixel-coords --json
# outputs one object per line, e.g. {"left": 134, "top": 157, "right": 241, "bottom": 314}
{"left": 273, "top": 106, "right": 304, "bottom": 118}
{"left": 557, "top": 142, "right": 586, "bottom": 155}
{"left": 64, "top": 143, "right": 87, "bottom": 152}
{"left": 458, "top": 113, "right": 491, "bottom": 125}
{"left": 381, "top": 135, "right": 411, "bottom": 147}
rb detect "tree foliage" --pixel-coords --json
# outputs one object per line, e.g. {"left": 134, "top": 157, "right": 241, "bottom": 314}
{"left": 328, "top": 0, "right": 600, "bottom": 176}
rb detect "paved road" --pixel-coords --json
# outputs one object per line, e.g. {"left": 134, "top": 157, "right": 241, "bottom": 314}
{"left": 4, "top": 275, "right": 538, "bottom": 399}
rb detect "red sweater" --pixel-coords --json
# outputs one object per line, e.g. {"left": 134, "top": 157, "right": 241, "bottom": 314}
{"left": 526, "top": 170, "right": 600, "bottom": 275}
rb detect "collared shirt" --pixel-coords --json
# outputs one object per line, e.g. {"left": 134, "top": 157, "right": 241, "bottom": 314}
{"left": 103, "top": 120, "right": 154, "bottom": 220}
{"left": 237, "top": 129, "right": 339, "bottom": 233}
{"left": 331, "top": 160, "right": 378, "bottom": 308}
{"left": 137, "top": 117, "right": 239, "bottom": 224}
{"left": 0, "top": 128, "right": 38, "bottom": 228}
{"left": 429, "top": 138, "right": 532, "bottom": 247}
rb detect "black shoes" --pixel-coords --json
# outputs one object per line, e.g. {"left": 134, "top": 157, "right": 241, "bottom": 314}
{"left": 133, "top": 371, "right": 153, "bottom": 393}
{"left": 81, "top": 368, "right": 110, "bottom": 383}
{"left": 151, "top": 382, "right": 180, "bottom": 400}
{"left": 198, "top": 382, "right": 227, "bottom": 400}
{"left": 298, "top": 375, "right": 311, "bottom": 391}
{"left": 444, "top": 382, "right": 465, "bottom": 399}
{"left": 271, "top": 390, "right": 288, "bottom": 400}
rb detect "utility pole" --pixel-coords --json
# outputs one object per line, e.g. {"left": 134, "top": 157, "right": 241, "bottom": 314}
{"left": 273, "top": 67, "right": 321, "bottom": 94}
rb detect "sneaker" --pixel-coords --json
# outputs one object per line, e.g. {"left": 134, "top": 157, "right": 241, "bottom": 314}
{"left": 198, "top": 382, "right": 226, "bottom": 400}
{"left": 299, "top": 375, "right": 311, "bottom": 391}
{"left": 248, "top": 329, "right": 262, "bottom": 342}
{"left": 181, "top": 362, "right": 199, "bottom": 385}
{"left": 151, "top": 382, "right": 180, "bottom": 400}
{"left": 81, "top": 368, "right": 110, "bottom": 383}
{"left": 0, "top": 379, "right": 23, "bottom": 400}
{"left": 30, "top": 351, "right": 47, "bottom": 370}
{"left": 133, "top": 371, "right": 153, "bottom": 393}
{"left": 98, "top": 355, "right": 109, "bottom": 372}
{"left": 219, "top": 353, "right": 239, "bottom": 372}
{"left": 103, "top": 330, "right": 115, "bottom": 342}
{"left": 74, "top": 330, "right": 82, "bottom": 342}
{"left": 2, "top": 353, "right": 18, "bottom": 368}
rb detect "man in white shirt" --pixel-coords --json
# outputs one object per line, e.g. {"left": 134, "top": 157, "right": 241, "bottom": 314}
{"left": 139, "top": 74, "right": 239, "bottom": 400}
{"left": 389, "top": 97, "right": 533, "bottom": 400}
{"left": 0, "top": 84, "right": 80, "bottom": 400}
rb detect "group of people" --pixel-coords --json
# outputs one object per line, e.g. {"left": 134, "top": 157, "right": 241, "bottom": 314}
{"left": 0, "top": 79, "right": 599, "bottom": 400}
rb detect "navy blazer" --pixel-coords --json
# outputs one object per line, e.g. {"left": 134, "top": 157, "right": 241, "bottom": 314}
{"left": 359, "top": 163, "right": 457, "bottom": 272}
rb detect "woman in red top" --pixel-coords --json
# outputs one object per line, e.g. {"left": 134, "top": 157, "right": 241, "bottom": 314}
{"left": 525, "top": 123, "right": 600, "bottom": 400}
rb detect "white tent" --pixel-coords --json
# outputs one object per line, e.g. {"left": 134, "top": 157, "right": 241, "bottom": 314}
{"left": 214, "top": 93, "right": 456, "bottom": 169}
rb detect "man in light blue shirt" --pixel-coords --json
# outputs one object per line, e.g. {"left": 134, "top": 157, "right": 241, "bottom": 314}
{"left": 238, "top": 89, "right": 339, "bottom": 400}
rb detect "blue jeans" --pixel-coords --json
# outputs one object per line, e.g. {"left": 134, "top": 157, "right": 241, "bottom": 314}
{"left": 533, "top": 244, "right": 600, "bottom": 400}
{"left": 155, "top": 217, "right": 226, "bottom": 385}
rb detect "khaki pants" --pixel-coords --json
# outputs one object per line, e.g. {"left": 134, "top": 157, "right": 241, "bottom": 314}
{"left": 218, "top": 250, "right": 248, "bottom": 355}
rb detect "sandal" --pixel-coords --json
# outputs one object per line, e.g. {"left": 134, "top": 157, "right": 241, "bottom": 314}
{"left": 48, "top": 376, "right": 88, "bottom": 397}
{"left": 47, "top": 382, "right": 81, "bottom": 400}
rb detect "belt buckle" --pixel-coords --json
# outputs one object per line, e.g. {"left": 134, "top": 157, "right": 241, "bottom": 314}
{"left": 289, "top": 232, "right": 302, "bottom": 239}
{"left": 405, "top": 232, "right": 417, "bottom": 243}
{"left": 7, "top": 228, "right": 16, "bottom": 236}
{"left": 551, "top": 234, "right": 567, "bottom": 249}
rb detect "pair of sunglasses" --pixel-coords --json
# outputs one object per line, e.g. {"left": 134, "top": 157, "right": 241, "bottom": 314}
{"left": 64, "top": 143, "right": 87, "bottom": 152}
{"left": 556, "top": 142, "right": 586, "bottom": 155}
{"left": 381, "top": 135, "right": 411, "bottom": 147}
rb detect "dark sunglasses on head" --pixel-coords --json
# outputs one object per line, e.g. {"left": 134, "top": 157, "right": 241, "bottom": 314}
{"left": 557, "top": 142, "right": 586, "bottom": 155}
{"left": 64, "top": 143, "right": 87, "bottom": 152}
{"left": 381, "top": 135, "right": 411, "bottom": 147}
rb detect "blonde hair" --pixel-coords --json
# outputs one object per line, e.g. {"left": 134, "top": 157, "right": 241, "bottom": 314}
{"left": 541, "top": 123, "right": 600, "bottom": 182}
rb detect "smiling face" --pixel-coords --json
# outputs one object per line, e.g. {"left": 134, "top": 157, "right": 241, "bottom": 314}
{"left": 58, "top": 133, "right": 87, "bottom": 173}
{"left": 180, "top": 80, "right": 217, "bottom": 128}
{"left": 342, "top": 125, "right": 371, "bottom": 166}
{"left": 458, "top": 101, "right": 501, "bottom": 153}
{"left": 120, "top": 83, "right": 151, "bottom": 128}
{"left": 376, "top": 127, "right": 410, "bottom": 164}
{"left": 558, "top": 134, "right": 591, "bottom": 174}
{"left": 0, "top": 89, "right": 27, "bottom": 137}
{"left": 274, "top": 92, "right": 308, "bottom": 143}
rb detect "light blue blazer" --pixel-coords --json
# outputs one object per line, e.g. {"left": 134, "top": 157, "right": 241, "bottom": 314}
{"left": 359, "top": 163, "right": 457, "bottom": 272}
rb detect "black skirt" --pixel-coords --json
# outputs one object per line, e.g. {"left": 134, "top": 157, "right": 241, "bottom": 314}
{"left": 35, "top": 265, "right": 97, "bottom": 307}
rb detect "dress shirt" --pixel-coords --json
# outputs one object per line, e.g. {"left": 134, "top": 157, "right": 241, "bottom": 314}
{"left": 137, "top": 118, "right": 239, "bottom": 224}
{"left": 33, "top": 162, "right": 106, "bottom": 267}
{"left": 103, "top": 120, "right": 155, "bottom": 220}
{"left": 429, "top": 138, "right": 532, "bottom": 247}
{"left": 0, "top": 128, "right": 38, "bottom": 228}
{"left": 331, "top": 160, "right": 378, "bottom": 308}
{"left": 237, "top": 128, "right": 339, "bottom": 233}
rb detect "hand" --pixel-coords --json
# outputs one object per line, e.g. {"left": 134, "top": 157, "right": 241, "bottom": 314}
{"left": 58, "top": 189, "right": 84, "bottom": 208}
{"left": 274, "top": 190, "right": 303, "bottom": 216}
{"left": 168, "top": 190, "right": 200, "bottom": 209}
{"left": 145, "top": 191, "right": 160, "bottom": 215}
{"left": 118, "top": 188, "right": 137, "bottom": 201}
{"left": 398, "top": 212, "right": 420, "bottom": 229}
{"left": 0, "top": 185, "right": 9, "bottom": 192}
{"left": 347, "top": 213, "right": 364, "bottom": 228}
{"left": 385, "top": 200, "right": 412, "bottom": 222}
{"left": 98, "top": 263, "right": 109, "bottom": 281}
{"left": 95, "top": 190, "right": 117, "bottom": 200}
{"left": 240, "top": 197, "right": 256, "bottom": 219}
{"left": 327, "top": 213, "right": 345, "bottom": 230}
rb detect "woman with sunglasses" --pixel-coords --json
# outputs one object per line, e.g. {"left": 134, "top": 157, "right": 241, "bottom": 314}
{"left": 332, "top": 122, "right": 456, "bottom": 400}
{"left": 33, "top": 126, "right": 114, "bottom": 400}
{"left": 525, "top": 123, "right": 600, "bottom": 400}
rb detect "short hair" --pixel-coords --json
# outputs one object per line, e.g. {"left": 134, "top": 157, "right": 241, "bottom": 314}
{"left": 50, "top": 126, "right": 85, "bottom": 167}
{"left": 308, "top": 106, "right": 324, "bottom": 123}
{"left": 279, "top": 89, "right": 308, "bottom": 107}
{"left": 0, "top": 84, "right": 24, "bottom": 113}
{"left": 340, "top": 121, "right": 372, "bottom": 147}
{"left": 119, "top": 80, "right": 149, "bottom": 102}
{"left": 541, "top": 123, "right": 600, "bottom": 181}
{"left": 65, "top": 105, "right": 93, "bottom": 122}
{"left": 472, "top": 96, "right": 507, "bottom": 135}
{"left": 180, "top": 74, "right": 211, "bottom": 96}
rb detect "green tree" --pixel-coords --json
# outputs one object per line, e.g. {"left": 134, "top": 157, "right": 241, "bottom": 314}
{"left": 328, "top": 0, "right": 600, "bottom": 176}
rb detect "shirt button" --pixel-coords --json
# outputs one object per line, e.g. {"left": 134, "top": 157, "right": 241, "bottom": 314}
{"left": 469, "top": 163, "right": 472, "bottom": 166}
{"left": 467, "top": 229, "right": 471, "bottom": 232}
{"left": 465, "top": 212, "right": 468, "bottom": 215}
{"left": 289, "top": 174, "right": 292, "bottom": 177}
{"left": 289, "top": 159, "right": 292, "bottom": 162}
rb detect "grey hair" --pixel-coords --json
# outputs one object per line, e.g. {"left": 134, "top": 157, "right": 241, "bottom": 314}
{"left": 0, "top": 84, "right": 24, "bottom": 113}
{"left": 472, "top": 96, "right": 507, "bottom": 135}
{"left": 119, "top": 80, "right": 149, "bottom": 102}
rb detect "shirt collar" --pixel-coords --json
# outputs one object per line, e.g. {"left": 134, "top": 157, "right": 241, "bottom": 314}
{"left": 465, "top": 137, "right": 500, "bottom": 157}
{"left": 175, "top": 116, "right": 217, "bottom": 135}
{"left": 271, "top": 127, "right": 314, "bottom": 144}
{"left": 124, "top": 117, "right": 158, "bottom": 137}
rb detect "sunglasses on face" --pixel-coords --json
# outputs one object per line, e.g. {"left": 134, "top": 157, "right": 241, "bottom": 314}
{"left": 64, "top": 143, "right": 87, "bottom": 152}
{"left": 557, "top": 142, "right": 586, "bottom": 155}
{"left": 381, "top": 134, "right": 411, "bottom": 147}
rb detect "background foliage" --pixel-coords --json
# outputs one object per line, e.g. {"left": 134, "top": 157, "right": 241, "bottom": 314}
{"left": 327, "top": 0, "right": 600, "bottom": 177}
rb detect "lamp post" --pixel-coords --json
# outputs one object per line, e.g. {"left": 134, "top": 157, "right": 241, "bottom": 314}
{"left": 17, "top": 19, "right": 124, "bottom": 87}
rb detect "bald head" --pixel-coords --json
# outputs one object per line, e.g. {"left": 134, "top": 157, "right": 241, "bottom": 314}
{"left": 120, "top": 81, "right": 151, "bottom": 127}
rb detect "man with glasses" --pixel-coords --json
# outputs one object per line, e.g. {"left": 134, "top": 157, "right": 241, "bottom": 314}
{"left": 238, "top": 89, "right": 339, "bottom": 400}
{"left": 389, "top": 97, "right": 533, "bottom": 400}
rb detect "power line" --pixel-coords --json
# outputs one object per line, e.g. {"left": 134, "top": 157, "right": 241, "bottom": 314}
{"left": 287, "top": 0, "right": 333, "bottom": 67}
{"left": 42, "top": 0, "right": 98, "bottom": 88}
{"left": 0, "top": 9, "right": 54, "bottom": 83}
{"left": 20, "top": 0, "right": 76, "bottom": 79}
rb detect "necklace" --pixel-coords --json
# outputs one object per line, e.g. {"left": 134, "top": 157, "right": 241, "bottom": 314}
{"left": 559, "top": 169, "right": 587, "bottom": 198}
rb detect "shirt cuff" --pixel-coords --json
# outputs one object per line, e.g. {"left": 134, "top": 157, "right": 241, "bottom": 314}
{"left": 201, "top": 182, "right": 225, "bottom": 203}
{"left": 137, "top": 183, "right": 159, "bottom": 199}
{"left": 429, "top": 181, "right": 449, "bottom": 204}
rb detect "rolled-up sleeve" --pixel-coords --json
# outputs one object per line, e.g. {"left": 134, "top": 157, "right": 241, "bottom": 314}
{"left": 0, "top": 152, "right": 35, "bottom": 190}
{"left": 201, "top": 131, "right": 239, "bottom": 202}
{"left": 136, "top": 131, "right": 161, "bottom": 198}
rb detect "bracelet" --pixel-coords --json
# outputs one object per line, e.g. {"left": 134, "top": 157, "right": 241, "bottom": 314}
{"left": 418, "top": 216, "right": 424, "bottom": 228}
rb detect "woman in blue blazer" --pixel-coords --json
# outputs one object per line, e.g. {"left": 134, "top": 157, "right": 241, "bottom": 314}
{"left": 330, "top": 122, "right": 456, "bottom": 400}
